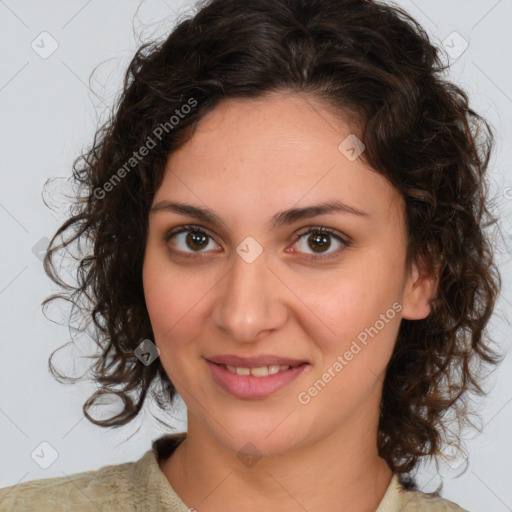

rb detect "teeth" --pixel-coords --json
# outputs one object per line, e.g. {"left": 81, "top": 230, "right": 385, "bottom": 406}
{"left": 225, "top": 364, "right": 291, "bottom": 377}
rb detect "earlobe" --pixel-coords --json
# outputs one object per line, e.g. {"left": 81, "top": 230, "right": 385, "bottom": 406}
{"left": 401, "top": 259, "right": 439, "bottom": 320}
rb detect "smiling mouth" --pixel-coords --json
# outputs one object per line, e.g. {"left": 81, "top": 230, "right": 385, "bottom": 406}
{"left": 206, "top": 359, "right": 310, "bottom": 399}
{"left": 210, "top": 361, "right": 308, "bottom": 377}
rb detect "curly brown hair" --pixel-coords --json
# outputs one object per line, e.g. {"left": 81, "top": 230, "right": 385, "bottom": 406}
{"left": 42, "top": 0, "right": 502, "bottom": 480}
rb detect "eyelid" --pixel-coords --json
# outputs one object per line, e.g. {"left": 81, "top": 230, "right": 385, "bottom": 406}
{"left": 164, "top": 224, "right": 219, "bottom": 247}
{"left": 294, "top": 225, "right": 351, "bottom": 244}
{"left": 165, "top": 224, "right": 213, "bottom": 240}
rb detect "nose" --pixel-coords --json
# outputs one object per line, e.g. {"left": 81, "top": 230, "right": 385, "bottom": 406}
{"left": 211, "top": 249, "right": 288, "bottom": 343}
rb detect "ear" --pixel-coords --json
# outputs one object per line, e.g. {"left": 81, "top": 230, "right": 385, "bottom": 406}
{"left": 401, "top": 256, "right": 439, "bottom": 320}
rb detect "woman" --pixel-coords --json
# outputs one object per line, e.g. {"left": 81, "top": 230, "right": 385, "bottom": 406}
{"left": 0, "top": 0, "right": 502, "bottom": 510}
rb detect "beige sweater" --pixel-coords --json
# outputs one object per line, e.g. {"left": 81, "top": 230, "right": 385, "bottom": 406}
{"left": 0, "top": 432, "right": 467, "bottom": 511}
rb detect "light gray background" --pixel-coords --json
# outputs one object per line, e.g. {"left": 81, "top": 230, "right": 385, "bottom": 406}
{"left": 0, "top": 1, "right": 511, "bottom": 510}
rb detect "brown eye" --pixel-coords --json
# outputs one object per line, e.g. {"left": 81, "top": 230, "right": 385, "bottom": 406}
{"left": 166, "top": 226, "right": 220, "bottom": 253}
{"left": 307, "top": 232, "right": 332, "bottom": 253}
{"left": 185, "top": 231, "right": 209, "bottom": 251}
{"left": 292, "top": 227, "right": 348, "bottom": 258}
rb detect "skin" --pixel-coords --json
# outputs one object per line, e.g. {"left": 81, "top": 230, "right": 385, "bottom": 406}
{"left": 142, "top": 91, "right": 436, "bottom": 512}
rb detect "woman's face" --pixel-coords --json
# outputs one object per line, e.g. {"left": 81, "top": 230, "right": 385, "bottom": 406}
{"left": 143, "top": 92, "right": 433, "bottom": 456}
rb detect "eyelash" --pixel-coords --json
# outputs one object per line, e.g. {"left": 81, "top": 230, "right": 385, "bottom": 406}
{"left": 164, "top": 224, "right": 351, "bottom": 260}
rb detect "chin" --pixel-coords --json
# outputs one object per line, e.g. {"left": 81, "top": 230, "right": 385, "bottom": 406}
{"left": 204, "top": 419, "right": 306, "bottom": 460}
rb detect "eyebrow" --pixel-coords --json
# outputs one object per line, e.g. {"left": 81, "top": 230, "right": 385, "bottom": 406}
{"left": 149, "top": 199, "right": 371, "bottom": 230}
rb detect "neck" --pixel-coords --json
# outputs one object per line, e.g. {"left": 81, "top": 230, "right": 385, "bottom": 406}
{"left": 159, "top": 412, "right": 393, "bottom": 511}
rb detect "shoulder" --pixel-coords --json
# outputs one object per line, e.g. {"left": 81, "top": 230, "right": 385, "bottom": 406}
{"left": 0, "top": 452, "right": 151, "bottom": 512}
{"left": 396, "top": 484, "right": 468, "bottom": 511}
{"left": 379, "top": 474, "right": 468, "bottom": 512}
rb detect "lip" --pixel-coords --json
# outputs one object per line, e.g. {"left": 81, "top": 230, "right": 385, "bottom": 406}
{"left": 205, "top": 354, "right": 308, "bottom": 368}
{"left": 206, "top": 359, "right": 310, "bottom": 399}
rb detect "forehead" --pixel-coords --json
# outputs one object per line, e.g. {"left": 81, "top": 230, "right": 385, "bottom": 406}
{"left": 153, "top": 92, "right": 404, "bottom": 228}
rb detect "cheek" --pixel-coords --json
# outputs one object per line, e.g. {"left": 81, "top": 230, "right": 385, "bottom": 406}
{"left": 142, "top": 259, "right": 169, "bottom": 334}
{"left": 143, "top": 253, "right": 182, "bottom": 358}
{"left": 142, "top": 256, "right": 213, "bottom": 376}
{"left": 143, "top": 245, "right": 201, "bottom": 332}
{"left": 297, "top": 259, "right": 404, "bottom": 366}
{"left": 298, "top": 278, "right": 402, "bottom": 415}
{"left": 142, "top": 273, "right": 192, "bottom": 387}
